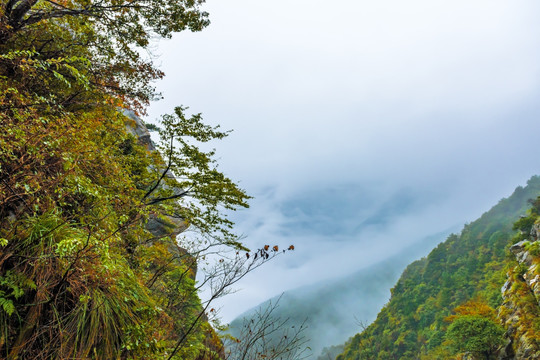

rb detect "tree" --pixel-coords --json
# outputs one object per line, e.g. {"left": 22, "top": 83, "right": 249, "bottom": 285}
{"left": 0, "top": 0, "right": 282, "bottom": 358}
{"left": 446, "top": 315, "right": 504, "bottom": 360}
{"left": 0, "top": 101, "right": 265, "bottom": 358}
{"left": 224, "top": 295, "right": 310, "bottom": 360}
{"left": 444, "top": 299, "right": 499, "bottom": 323}
{"left": 147, "top": 106, "right": 251, "bottom": 245}
{"left": 0, "top": 0, "right": 209, "bottom": 115}
{"left": 1, "top": 0, "right": 209, "bottom": 43}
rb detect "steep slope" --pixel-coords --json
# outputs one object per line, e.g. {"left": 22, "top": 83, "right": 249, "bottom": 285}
{"left": 336, "top": 176, "right": 540, "bottom": 359}
{"left": 498, "top": 224, "right": 540, "bottom": 359}
{"left": 0, "top": 0, "right": 240, "bottom": 358}
{"left": 0, "top": 106, "right": 228, "bottom": 359}
{"left": 228, "top": 230, "right": 453, "bottom": 358}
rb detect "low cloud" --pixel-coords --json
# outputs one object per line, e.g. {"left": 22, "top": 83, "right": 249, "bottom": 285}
{"left": 147, "top": 0, "right": 540, "bottom": 321}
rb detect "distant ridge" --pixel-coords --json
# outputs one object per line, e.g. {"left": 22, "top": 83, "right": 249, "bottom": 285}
{"left": 336, "top": 175, "right": 540, "bottom": 359}
{"left": 229, "top": 228, "right": 456, "bottom": 358}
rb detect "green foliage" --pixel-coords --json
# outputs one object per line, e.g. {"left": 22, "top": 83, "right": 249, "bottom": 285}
{"left": 528, "top": 241, "right": 540, "bottom": 257}
{"left": 512, "top": 216, "right": 535, "bottom": 233}
{"left": 0, "top": 0, "right": 209, "bottom": 112}
{"left": 0, "top": 101, "right": 239, "bottom": 357}
{"left": 151, "top": 106, "right": 251, "bottom": 245}
{"left": 336, "top": 176, "right": 540, "bottom": 359}
{"left": 0, "top": 0, "right": 254, "bottom": 358}
{"left": 145, "top": 122, "right": 161, "bottom": 132}
{"left": 498, "top": 205, "right": 540, "bottom": 357}
{"left": 446, "top": 315, "right": 504, "bottom": 359}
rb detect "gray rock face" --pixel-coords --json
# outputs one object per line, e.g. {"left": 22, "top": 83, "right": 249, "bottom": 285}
{"left": 146, "top": 214, "right": 187, "bottom": 239}
{"left": 122, "top": 109, "right": 188, "bottom": 240}
{"left": 510, "top": 241, "right": 535, "bottom": 266}
{"left": 499, "top": 238, "right": 540, "bottom": 360}
{"left": 498, "top": 338, "right": 516, "bottom": 360}
{"left": 123, "top": 109, "right": 156, "bottom": 151}
{"left": 530, "top": 223, "right": 540, "bottom": 242}
{"left": 508, "top": 241, "right": 540, "bottom": 305}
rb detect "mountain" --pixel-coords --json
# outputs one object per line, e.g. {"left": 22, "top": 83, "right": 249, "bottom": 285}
{"left": 228, "top": 229, "right": 456, "bottom": 358}
{"left": 336, "top": 176, "right": 540, "bottom": 359}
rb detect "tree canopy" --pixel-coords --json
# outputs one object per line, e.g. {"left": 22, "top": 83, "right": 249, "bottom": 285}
{"left": 446, "top": 315, "right": 504, "bottom": 359}
{"left": 0, "top": 1, "right": 281, "bottom": 359}
{"left": 0, "top": 0, "right": 208, "bottom": 114}
{"left": 336, "top": 177, "right": 540, "bottom": 359}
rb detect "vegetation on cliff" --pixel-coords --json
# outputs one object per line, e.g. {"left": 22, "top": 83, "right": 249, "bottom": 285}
{"left": 0, "top": 1, "right": 284, "bottom": 359}
{"left": 229, "top": 230, "right": 450, "bottom": 359}
{"left": 497, "top": 214, "right": 540, "bottom": 358}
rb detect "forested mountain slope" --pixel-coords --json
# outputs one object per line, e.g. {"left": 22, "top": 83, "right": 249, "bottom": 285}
{"left": 229, "top": 230, "right": 453, "bottom": 358}
{"left": 0, "top": 1, "right": 273, "bottom": 359}
{"left": 336, "top": 176, "right": 540, "bottom": 359}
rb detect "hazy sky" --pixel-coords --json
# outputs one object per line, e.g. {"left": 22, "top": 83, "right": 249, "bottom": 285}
{"left": 146, "top": 0, "right": 540, "bottom": 322}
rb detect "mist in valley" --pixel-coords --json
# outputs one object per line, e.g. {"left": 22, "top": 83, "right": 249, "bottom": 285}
{"left": 144, "top": 1, "right": 540, "bottom": 353}
{"left": 228, "top": 229, "right": 455, "bottom": 358}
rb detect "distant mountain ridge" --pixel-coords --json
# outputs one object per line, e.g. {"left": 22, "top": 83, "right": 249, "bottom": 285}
{"left": 229, "top": 228, "right": 456, "bottom": 358}
{"left": 336, "top": 175, "right": 540, "bottom": 359}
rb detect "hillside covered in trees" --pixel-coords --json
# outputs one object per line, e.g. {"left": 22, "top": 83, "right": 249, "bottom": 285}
{"left": 0, "top": 1, "right": 295, "bottom": 359}
{"left": 229, "top": 229, "right": 452, "bottom": 359}
{"left": 335, "top": 176, "right": 540, "bottom": 359}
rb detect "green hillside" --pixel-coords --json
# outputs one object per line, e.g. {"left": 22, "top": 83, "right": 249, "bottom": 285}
{"left": 336, "top": 176, "right": 540, "bottom": 359}
{"left": 228, "top": 230, "right": 452, "bottom": 358}
{"left": 0, "top": 2, "right": 260, "bottom": 359}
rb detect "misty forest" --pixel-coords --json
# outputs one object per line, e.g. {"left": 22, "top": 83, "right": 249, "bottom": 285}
{"left": 1, "top": 0, "right": 540, "bottom": 359}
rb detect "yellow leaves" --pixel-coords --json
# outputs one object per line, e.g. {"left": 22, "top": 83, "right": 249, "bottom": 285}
{"left": 0, "top": 2, "right": 234, "bottom": 359}
{"left": 445, "top": 299, "right": 497, "bottom": 323}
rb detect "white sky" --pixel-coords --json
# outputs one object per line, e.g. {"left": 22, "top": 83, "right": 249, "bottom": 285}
{"left": 146, "top": 0, "right": 540, "bottom": 322}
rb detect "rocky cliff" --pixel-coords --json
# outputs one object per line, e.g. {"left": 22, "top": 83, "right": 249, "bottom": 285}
{"left": 335, "top": 177, "right": 540, "bottom": 360}
{"left": 124, "top": 110, "right": 224, "bottom": 358}
{"left": 124, "top": 110, "right": 189, "bottom": 245}
{"left": 498, "top": 227, "right": 540, "bottom": 359}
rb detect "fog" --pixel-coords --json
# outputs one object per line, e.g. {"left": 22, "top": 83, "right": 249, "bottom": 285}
{"left": 228, "top": 229, "right": 455, "bottom": 357}
{"left": 146, "top": 0, "right": 540, "bottom": 323}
